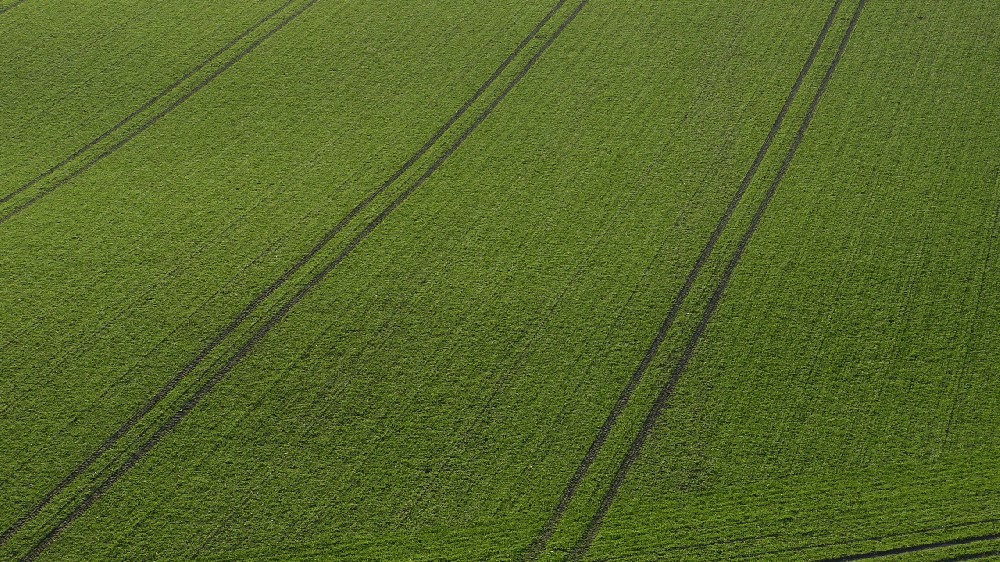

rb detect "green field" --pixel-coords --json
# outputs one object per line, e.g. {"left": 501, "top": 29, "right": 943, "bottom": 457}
{"left": 1, "top": 0, "right": 997, "bottom": 560}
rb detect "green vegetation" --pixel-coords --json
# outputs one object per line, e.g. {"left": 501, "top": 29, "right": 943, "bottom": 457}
{"left": 1, "top": 0, "right": 996, "bottom": 560}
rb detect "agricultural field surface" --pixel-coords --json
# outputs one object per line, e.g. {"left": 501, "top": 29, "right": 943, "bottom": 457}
{"left": 0, "top": 0, "right": 997, "bottom": 560}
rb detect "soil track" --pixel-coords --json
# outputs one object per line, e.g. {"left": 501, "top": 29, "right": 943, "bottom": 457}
{"left": 0, "top": 0, "right": 27, "bottom": 16}
{"left": 0, "top": 0, "right": 306, "bottom": 545}
{"left": 565, "top": 0, "right": 868, "bottom": 558}
{"left": 521, "top": 0, "right": 847, "bottom": 558}
{"left": 13, "top": 1, "right": 589, "bottom": 559}
{"left": 761, "top": 518, "right": 1000, "bottom": 559}
{"left": 0, "top": 0, "right": 571, "bottom": 519}
{"left": 0, "top": 0, "right": 309, "bottom": 225}
{"left": 818, "top": 531, "right": 1000, "bottom": 561}
{"left": 1, "top": 0, "right": 566, "bottom": 549}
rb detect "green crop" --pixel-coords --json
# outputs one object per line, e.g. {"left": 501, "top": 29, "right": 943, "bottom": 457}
{"left": 1, "top": 0, "right": 996, "bottom": 560}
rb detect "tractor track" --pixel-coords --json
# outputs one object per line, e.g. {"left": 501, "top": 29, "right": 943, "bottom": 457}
{"left": 756, "top": 518, "right": 1000, "bottom": 559}
{"left": 0, "top": 0, "right": 310, "bottom": 226}
{"left": 0, "top": 0, "right": 567, "bottom": 500}
{"left": 1, "top": 0, "right": 311, "bottom": 539}
{"left": 816, "top": 531, "right": 1000, "bottom": 561}
{"left": 521, "top": 0, "right": 847, "bottom": 558}
{"left": 0, "top": 0, "right": 297, "bottom": 207}
{"left": 12, "top": 1, "right": 589, "bottom": 558}
{"left": 0, "top": 0, "right": 27, "bottom": 16}
{"left": 565, "top": 0, "right": 867, "bottom": 558}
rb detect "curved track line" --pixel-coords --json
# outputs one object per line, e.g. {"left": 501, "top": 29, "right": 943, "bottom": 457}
{"left": 817, "top": 531, "right": 1000, "bottom": 561}
{"left": 762, "top": 517, "right": 1000, "bottom": 559}
{"left": 0, "top": 0, "right": 27, "bottom": 15}
{"left": 15, "top": 2, "right": 589, "bottom": 559}
{"left": 520, "top": 1, "right": 846, "bottom": 558}
{"left": 0, "top": 0, "right": 312, "bottom": 226}
{"left": 938, "top": 550, "right": 1000, "bottom": 562}
{"left": 567, "top": 1, "right": 867, "bottom": 558}
{"left": 0, "top": 0, "right": 297, "bottom": 208}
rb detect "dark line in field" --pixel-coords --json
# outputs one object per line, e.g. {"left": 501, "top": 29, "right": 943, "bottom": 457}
{"left": 0, "top": 0, "right": 564, "bottom": 454}
{"left": 566, "top": 1, "right": 866, "bottom": 558}
{"left": 937, "top": 550, "right": 1000, "bottom": 562}
{"left": 816, "top": 532, "right": 1000, "bottom": 561}
{"left": 763, "top": 518, "right": 1000, "bottom": 558}
{"left": 17, "top": 2, "right": 588, "bottom": 559}
{"left": 0, "top": 0, "right": 27, "bottom": 15}
{"left": 0, "top": 0, "right": 566, "bottom": 549}
{"left": 0, "top": 0, "right": 310, "bottom": 548}
{"left": 519, "top": 0, "right": 847, "bottom": 558}
{"left": 0, "top": 0, "right": 313, "bottom": 227}
{"left": 4, "top": 0, "right": 568, "bottom": 524}
{"left": 0, "top": 0, "right": 296, "bottom": 209}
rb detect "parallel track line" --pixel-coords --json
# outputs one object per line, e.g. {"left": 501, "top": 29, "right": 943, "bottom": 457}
{"left": 568, "top": 1, "right": 867, "bottom": 557}
{"left": 0, "top": 0, "right": 569, "bottom": 523}
{"left": 0, "top": 0, "right": 313, "bottom": 226}
{"left": 0, "top": 0, "right": 317, "bottom": 547}
{"left": 521, "top": 0, "right": 846, "bottom": 558}
{"left": 15, "top": 2, "right": 589, "bottom": 558}
{"left": 0, "top": 0, "right": 297, "bottom": 208}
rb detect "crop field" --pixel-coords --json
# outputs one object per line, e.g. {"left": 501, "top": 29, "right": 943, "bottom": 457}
{"left": 0, "top": 0, "right": 997, "bottom": 560}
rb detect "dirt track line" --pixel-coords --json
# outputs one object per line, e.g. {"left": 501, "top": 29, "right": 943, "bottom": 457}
{"left": 938, "top": 550, "right": 1000, "bottom": 562}
{"left": 0, "top": 0, "right": 27, "bottom": 15}
{"left": 0, "top": 0, "right": 314, "bottom": 227}
{"left": 0, "top": 0, "right": 569, "bottom": 515}
{"left": 520, "top": 1, "right": 847, "bottom": 559}
{"left": 17, "top": 2, "right": 588, "bottom": 559}
{"left": 763, "top": 518, "right": 1000, "bottom": 558}
{"left": 0, "top": 0, "right": 296, "bottom": 209}
{"left": 566, "top": 1, "right": 866, "bottom": 558}
{"left": 0, "top": 0, "right": 567, "bottom": 549}
{"left": 816, "top": 531, "right": 1000, "bottom": 561}
{"left": 0, "top": 0, "right": 566, "bottom": 218}
{"left": 0, "top": 2, "right": 323, "bottom": 549}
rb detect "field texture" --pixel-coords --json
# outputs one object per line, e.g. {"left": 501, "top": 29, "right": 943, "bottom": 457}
{"left": 1, "top": 0, "right": 997, "bottom": 560}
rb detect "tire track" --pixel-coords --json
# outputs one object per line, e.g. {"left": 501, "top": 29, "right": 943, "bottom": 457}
{"left": 15, "top": 2, "right": 589, "bottom": 559}
{"left": 938, "top": 551, "right": 1000, "bottom": 562}
{"left": 0, "top": 0, "right": 564, "bottom": 419}
{"left": 0, "top": 0, "right": 296, "bottom": 207}
{"left": 0, "top": 0, "right": 572, "bottom": 549}
{"left": 567, "top": 1, "right": 866, "bottom": 558}
{"left": 0, "top": 1, "right": 320, "bottom": 543}
{"left": 0, "top": 0, "right": 27, "bottom": 16}
{"left": 816, "top": 532, "right": 1000, "bottom": 561}
{"left": 521, "top": 1, "right": 846, "bottom": 558}
{"left": 0, "top": 0, "right": 311, "bottom": 226}
{"left": 761, "top": 518, "right": 1000, "bottom": 559}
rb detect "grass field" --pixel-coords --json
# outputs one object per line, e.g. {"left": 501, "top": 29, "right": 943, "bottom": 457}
{"left": 1, "top": 1, "right": 997, "bottom": 560}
